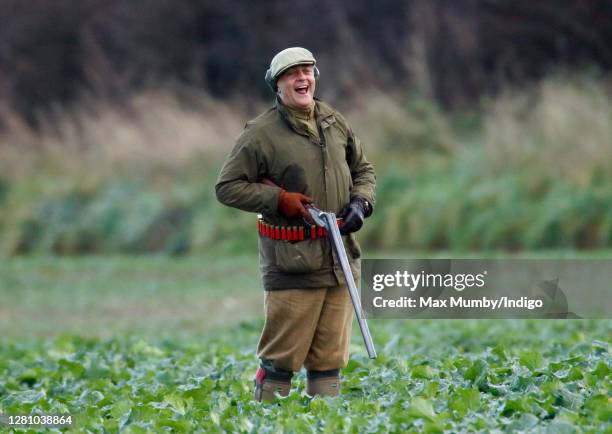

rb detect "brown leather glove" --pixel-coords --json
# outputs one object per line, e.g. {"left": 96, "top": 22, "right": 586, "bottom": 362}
{"left": 278, "top": 190, "right": 313, "bottom": 222}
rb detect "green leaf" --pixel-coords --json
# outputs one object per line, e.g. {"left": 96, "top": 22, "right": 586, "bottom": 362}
{"left": 491, "top": 343, "right": 507, "bottom": 360}
{"left": 209, "top": 411, "right": 220, "bottom": 425}
{"left": 584, "top": 394, "right": 612, "bottom": 421}
{"left": 449, "top": 388, "right": 480, "bottom": 415}
{"left": 423, "top": 419, "right": 445, "bottom": 434}
{"left": 110, "top": 399, "right": 133, "bottom": 430}
{"left": 519, "top": 351, "right": 544, "bottom": 371}
{"left": 567, "top": 367, "right": 583, "bottom": 381}
{"left": 412, "top": 365, "right": 435, "bottom": 379}
{"left": 131, "top": 339, "right": 164, "bottom": 357}
{"left": 502, "top": 396, "right": 530, "bottom": 416}
{"left": 592, "top": 361, "right": 610, "bottom": 379}
{"left": 464, "top": 359, "right": 488, "bottom": 388}
{"left": 58, "top": 358, "right": 86, "bottom": 378}
{"left": 407, "top": 397, "right": 436, "bottom": 421}
{"left": 164, "top": 393, "right": 187, "bottom": 416}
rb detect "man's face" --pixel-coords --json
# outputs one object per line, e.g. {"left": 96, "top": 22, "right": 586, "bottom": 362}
{"left": 276, "top": 64, "right": 316, "bottom": 109}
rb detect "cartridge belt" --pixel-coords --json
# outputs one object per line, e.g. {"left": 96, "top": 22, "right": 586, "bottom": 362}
{"left": 258, "top": 217, "right": 344, "bottom": 241}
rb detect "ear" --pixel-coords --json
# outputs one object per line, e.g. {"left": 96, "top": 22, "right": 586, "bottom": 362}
{"left": 265, "top": 68, "right": 276, "bottom": 92}
{"left": 314, "top": 66, "right": 320, "bottom": 80}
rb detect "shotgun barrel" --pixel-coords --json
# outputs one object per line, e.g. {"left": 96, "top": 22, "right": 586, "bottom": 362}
{"left": 307, "top": 205, "right": 377, "bottom": 359}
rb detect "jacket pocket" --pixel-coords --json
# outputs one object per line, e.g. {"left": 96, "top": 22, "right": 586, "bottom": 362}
{"left": 274, "top": 239, "right": 324, "bottom": 274}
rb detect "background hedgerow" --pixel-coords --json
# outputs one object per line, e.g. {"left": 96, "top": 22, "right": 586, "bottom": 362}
{"left": 1, "top": 75, "right": 611, "bottom": 255}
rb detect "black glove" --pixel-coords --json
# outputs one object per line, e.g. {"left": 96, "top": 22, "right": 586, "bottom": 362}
{"left": 339, "top": 197, "right": 370, "bottom": 235}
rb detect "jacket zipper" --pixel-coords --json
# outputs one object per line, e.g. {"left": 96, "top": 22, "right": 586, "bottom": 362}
{"left": 316, "top": 121, "right": 337, "bottom": 270}
{"left": 316, "top": 122, "right": 328, "bottom": 211}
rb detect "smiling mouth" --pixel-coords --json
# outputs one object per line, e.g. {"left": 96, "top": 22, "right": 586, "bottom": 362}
{"left": 294, "top": 84, "right": 309, "bottom": 95}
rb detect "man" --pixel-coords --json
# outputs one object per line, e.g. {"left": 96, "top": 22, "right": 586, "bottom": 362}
{"left": 215, "top": 47, "right": 376, "bottom": 401}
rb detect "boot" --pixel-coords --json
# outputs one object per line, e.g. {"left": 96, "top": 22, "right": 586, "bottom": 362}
{"left": 253, "top": 367, "right": 292, "bottom": 401}
{"left": 306, "top": 369, "right": 341, "bottom": 397}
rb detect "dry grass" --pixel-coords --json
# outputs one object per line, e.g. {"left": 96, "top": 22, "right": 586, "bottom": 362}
{"left": 348, "top": 89, "right": 457, "bottom": 157}
{"left": 0, "top": 87, "right": 254, "bottom": 180}
{"left": 0, "top": 85, "right": 461, "bottom": 181}
{"left": 2, "top": 76, "right": 611, "bottom": 183}
{"left": 482, "top": 76, "right": 612, "bottom": 186}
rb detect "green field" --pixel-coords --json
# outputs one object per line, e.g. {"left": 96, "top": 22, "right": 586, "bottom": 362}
{"left": 0, "top": 254, "right": 261, "bottom": 338}
{"left": 1, "top": 253, "right": 611, "bottom": 433}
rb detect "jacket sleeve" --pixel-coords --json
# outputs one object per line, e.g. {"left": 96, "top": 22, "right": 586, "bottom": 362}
{"left": 215, "top": 130, "right": 281, "bottom": 214}
{"left": 346, "top": 125, "right": 376, "bottom": 213}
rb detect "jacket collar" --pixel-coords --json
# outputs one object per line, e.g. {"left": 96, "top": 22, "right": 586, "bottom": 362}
{"left": 275, "top": 97, "right": 336, "bottom": 136}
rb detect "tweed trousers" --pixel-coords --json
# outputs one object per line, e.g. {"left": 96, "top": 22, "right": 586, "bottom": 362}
{"left": 256, "top": 285, "right": 354, "bottom": 372}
